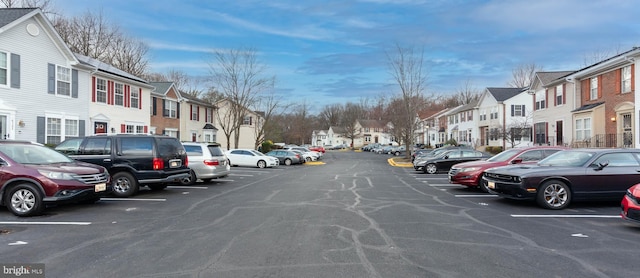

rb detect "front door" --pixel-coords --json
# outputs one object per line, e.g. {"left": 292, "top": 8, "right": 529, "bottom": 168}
{"left": 622, "top": 113, "right": 633, "bottom": 147}
{"left": 0, "top": 115, "right": 7, "bottom": 139}
{"left": 556, "top": 120, "right": 563, "bottom": 146}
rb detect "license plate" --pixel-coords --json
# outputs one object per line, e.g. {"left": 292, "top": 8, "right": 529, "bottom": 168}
{"left": 169, "top": 159, "right": 181, "bottom": 168}
{"left": 487, "top": 181, "right": 495, "bottom": 189}
{"left": 95, "top": 183, "right": 106, "bottom": 192}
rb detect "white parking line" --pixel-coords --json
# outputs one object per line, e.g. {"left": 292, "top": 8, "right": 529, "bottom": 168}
{"left": 229, "top": 174, "right": 255, "bottom": 177}
{"left": 100, "top": 198, "right": 166, "bottom": 201}
{"left": 0, "top": 221, "right": 91, "bottom": 225}
{"left": 455, "top": 194, "right": 499, "bottom": 198}
{"left": 511, "top": 214, "right": 620, "bottom": 218}
{"left": 167, "top": 186, "right": 208, "bottom": 189}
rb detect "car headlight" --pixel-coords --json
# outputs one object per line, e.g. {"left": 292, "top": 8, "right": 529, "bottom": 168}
{"left": 459, "top": 167, "right": 481, "bottom": 172}
{"left": 38, "top": 170, "right": 75, "bottom": 180}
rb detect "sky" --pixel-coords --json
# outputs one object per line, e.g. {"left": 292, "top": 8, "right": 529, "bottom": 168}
{"left": 52, "top": 0, "right": 640, "bottom": 113}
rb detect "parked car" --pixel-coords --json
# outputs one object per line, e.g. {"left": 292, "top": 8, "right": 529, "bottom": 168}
{"left": 308, "top": 146, "right": 326, "bottom": 153}
{"left": 621, "top": 183, "right": 640, "bottom": 224}
{"left": 265, "top": 150, "right": 303, "bottom": 165}
{"left": 377, "top": 145, "right": 395, "bottom": 154}
{"left": 181, "top": 142, "right": 231, "bottom": 185}
{"left": 414, "top": 145, "right": 472, "bottom": 162}
{"left": 55, "top": 134, "right": 190, "bottom": 197}
{"left": 361, "top": 143, "right": 380, "bottom": 152}
{"left": 449, "top": 146, "right": 567, "bottom": 192}
{"left": 284, "top": 146, "right": 321, "bottom": 161}
{"left": 483, "top": 148, "right": 640, "bottom": 210}
{"left": 1, "top": 140, "right": 111, "bottom": 216}
{"left": 330, "top": 144, "right": 348, "bottom": 150}
{"left": 415, "top": 149, "right": 492, "bottom": 174}
{"left": 225, "top": 149, "right": 279, "bottom": 168}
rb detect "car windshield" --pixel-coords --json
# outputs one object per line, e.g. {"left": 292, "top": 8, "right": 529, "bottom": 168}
{"left": 486, "top": 148, "right": 521, "bottom": 162}
{"left": 0, "top": 144, "right": 74, "bottom": 164}
{"left": 249, "top": 150, "right": 265, "bottom": 156}
{"left": 537, "top": 150, "right": 594, "bottom": 167}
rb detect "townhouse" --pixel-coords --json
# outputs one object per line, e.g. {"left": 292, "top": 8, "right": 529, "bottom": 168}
{"left": 353, "top": 119, "right": 391, "bottom": 147}
{"left": 213, "top": 99, "right": 263, "bottom": 150}
{"left": 311, "top": 129, "right": 328, "bottom": 146}
{"left": 477, "top": 87, "right": 532, "bottom": 150}
{"left": 180, "top": 93, "right": 217, "bottom": 143}
{"left": 530, "top": 71, "right": 575, "bottom": 146}
{"left": 447, "top": 99, "right": 480, "bottom": 147}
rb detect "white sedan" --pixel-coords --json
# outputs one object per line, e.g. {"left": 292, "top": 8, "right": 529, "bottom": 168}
{"left": 225, "top": 149, "right": 279, "bottom": 168}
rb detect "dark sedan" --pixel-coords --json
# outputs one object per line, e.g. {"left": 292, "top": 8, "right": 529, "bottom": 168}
{"left": 265, "top": 150, "right": 303, "bottom": 166}
{"left": 482, "top": 148, "right": 640, "bottom": 210}
{"left": 416, "top": 149, "right": 492, "bottom": 174}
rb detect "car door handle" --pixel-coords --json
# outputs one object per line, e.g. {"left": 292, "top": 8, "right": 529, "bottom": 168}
{"left": 103, "top": 158, "right": 111, "bottom": 162}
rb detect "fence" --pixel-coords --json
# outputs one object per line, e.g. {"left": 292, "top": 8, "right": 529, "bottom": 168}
{"left": 570, "top": 133, "right": 633, "bottom": 148}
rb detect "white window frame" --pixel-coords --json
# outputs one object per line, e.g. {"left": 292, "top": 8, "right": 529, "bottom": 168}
{"left": 243, "top": 115, "right": 252, "bottom": 125}
{"left": 45, "top": 114, "right": 79, "bottom": 144}
{"left": 514, "top": 105, "right": 523, "bottom": 117}
{"left": 622, "top": 65, "right": 632, "bottom": 93}
{"left": 114, "top": 83, "right": 124, "bottom": 106}
{"left": 164, "top": 128, "right": 178, "bottom": 138}
{"left": 575, "top": 118, "right": 592, "bottom": 141}
{"left": 206, "top": 108, "right": 213, "bottom": 123}
{"left": 56, "top": 65, "right": 71, "bottom": 97}
{"left": 96, "top": 78, "right": 107, "bottom": 103}
{"left": 0, "top": 51, "right": 7, "bottom": 86}
{"left": 590, "top": 77, "right": 598, "bottom": 100}
{"left": 165, "top": 100, "right": 177, "bottom": 118}
{"left": 130, "top": 86, "right": 139, "bottom": 108}
{"left": 556, "top": 85, "right": 563, "bottom": 105}
{"left": 192, "top": 105, "right": 198, "bottom": 121}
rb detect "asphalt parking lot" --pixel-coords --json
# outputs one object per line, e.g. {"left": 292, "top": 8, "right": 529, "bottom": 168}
{"left": 0, "top": 150, "right": 638, "bottom": 277}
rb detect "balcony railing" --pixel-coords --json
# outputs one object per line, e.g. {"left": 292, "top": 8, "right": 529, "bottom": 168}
{"left": 570, "top": 133, "right": 633, "bottom": 148}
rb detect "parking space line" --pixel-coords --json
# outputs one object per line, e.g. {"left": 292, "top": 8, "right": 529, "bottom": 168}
{"left": 455, "top": 194, "right": 499, "bottom": 197}
{"left": 101, "top": 198, "right": 166, "bottom": 201}
{"left": 229, "top": 174, "right": 255, "bottom": 177}
{"left": 0, "top": 221, "right": 91, "bottom": 225}
{"left": 167, "top": 186, "right": 208, "bottom": 189}
{"left": 511, "top": 214, "right": 620, "bottom": 218}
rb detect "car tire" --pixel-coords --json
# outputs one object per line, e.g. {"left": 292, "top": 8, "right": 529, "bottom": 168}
{"left": 284, "top": 158, "right": 292, "bottom": 166}
{"left": 479, "top": 179, "right": 490, "bottom": 193}
{"left": 5, "top": 183, "right": 44, "bottom": 217}
{"left": 424, "top": 164, "right": 438, "bottom": 174}
{"left": 537, "top": 180, "right": 571, "bottom": 210}
{"left": 306, "top": 157, "right": 312, "bottom": 162}
{"left": 180, "top": 170, "right": 196, "bottom": 186}
{"left": 257, "top": 160, "right": 267, "bottom": 168}
{"left": 148, "top": 184, "right": 167, "bottom": 191}
{"left": 112, "top": 172, "right": 139, "bottom": 197}
{"left": 394, "top": 151, "right": 400, "bottom": 156}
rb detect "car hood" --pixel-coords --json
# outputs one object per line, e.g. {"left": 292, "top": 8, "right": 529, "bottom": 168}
{"left": 485, "top": 165, "right": 579, "bottom": 177}
{"left": 25, "top": 161, "right": 105, "bottom": 174}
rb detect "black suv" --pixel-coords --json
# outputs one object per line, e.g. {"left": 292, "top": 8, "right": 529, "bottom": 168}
{"left": 55, "top": 134, "right": 190, "bottom": 197}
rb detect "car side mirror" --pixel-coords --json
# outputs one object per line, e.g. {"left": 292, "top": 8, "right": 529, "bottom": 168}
{"left": 444, "top": 155, "right": 449, "bottom": 159}
{"left": 593, "top": 160, "right": 609, "bottom": 170}
{"left": 511, "top": 158, "right": 523, "bottom": 164}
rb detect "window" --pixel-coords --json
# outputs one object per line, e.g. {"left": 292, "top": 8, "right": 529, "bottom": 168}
{"left": 590, "top": 77, "right": 598, "bottom": 100}
{"left": 46, "top": 118, "right": 61, "bottom": 144}
{"left": 622, "top": 66, "right": 632, "bottom": 93}
{"left": 365, "top": 136, "right": 371, "bottom": 142}
{"left": 120, "top": 137, "right": 153, "bottom": 156}
{"left": 46, "top": 117, "right": 79, "bottom": 144}
{"left": 518, "top": 150, "right": 544, "bottom": 161}
{"left": 593, "top": 153, "right": 640, "bottom": 167}
{"left": 364, "top": 127, "right": 370, "bottom": 132}
{"left": 535, "top": 93, "right": 545, "bottom": 110}
{"left": 206, "top": 108, "right": 213, "bottom": 122}
{"left": 114, "top": 83, "right": 124, "bottom": 106}
{"left": 467, "top": 111, "right": 473, "bottom": 121}
{"left": 56, "top": 65, "right": 71, "bottom": 96}
{"left": 243, "top": 115, "right": 252, "bottom": 125}
{"left": 191, "top": 105, "right": 198, "bottom": 120}
{"left": 164, "top": 100, "right": 177, "bottom": 118}
{"left": 164, "top": 129, "right": 178, "bottom": 138}
{"left": 130, "top": 87, "right": 139, "bottom": 108}
{"left": 511, "top": 105, "right": 524, "bottom": 117}
{"left": 489, "top": 128, "right": 499, "bottom": 140}
{"left": 136, "top": 125, "right": 144, "bottom": 134}
{"left": 556, "top": 85, "right": 563, "bottom": 105}
{"left": 0, "top": 51, "right": 6, "bottom": 85}
{"left": 575, "top": 118, "right": 591, "bottom": 141}
{"left": 96, "top": 78, "right": 107, "bottom": 103}
{"left": 490, "top": 107, "right": 498, "bottom": 120}
{"left": 534, "top": 122, "right": 546, "bottom": 144}
{"left": 510, "top": 127, "right": 531, "bottom": 141}
{"left": 65, "top": 119, "right": 79, "bottom": 137}
{"left": 460, "top": 112, "right": 465, "bottom": 122}
{"left": 480, "top": 110, "right": 486, "bottom": 121}
{"left": 83, "top": 138, "right": 111, "bottom": 155}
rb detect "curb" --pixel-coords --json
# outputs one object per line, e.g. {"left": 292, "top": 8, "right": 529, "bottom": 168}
{"left": 388, "top": 158, "right": 413, "bottom": 168}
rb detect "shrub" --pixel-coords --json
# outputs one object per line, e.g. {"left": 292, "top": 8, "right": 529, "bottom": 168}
{"left": 485, "top": 146, "right": 503, "bottom": 154}
{"left": 261, "top": 140, "right": 274, "bottom": 153}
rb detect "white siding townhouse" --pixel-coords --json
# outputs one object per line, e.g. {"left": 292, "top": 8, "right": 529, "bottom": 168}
{"left": 530, "top": 71, "right": 576, "bottom": 147}
{"left": 477, "top": 87, "right": 532, "bottom": 149}
{"left": 180, "top": 93, "right": 217, "bottom": 143}
{"left": 214, "top": 99, "right": 263, "bottom": 150}
{"left": 311, "top": 129, "right": 328, "bottom": 146}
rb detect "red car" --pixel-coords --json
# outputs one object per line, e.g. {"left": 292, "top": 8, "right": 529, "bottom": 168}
{"left": 309, "top": 146, "right": 325, "bottom": 153}
{"left": 621, "top": 183, "right": 640, "bottom": 224}
{"left": 448, "top": 146, "right": 567, "bottom": 192}
{"left": 0, "top": 141, "right": 111, "bottom": 216}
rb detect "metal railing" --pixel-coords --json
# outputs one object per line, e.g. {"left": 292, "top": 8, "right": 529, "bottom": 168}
{"left": 570, "top": 133, "right": 633, "bottom": 148}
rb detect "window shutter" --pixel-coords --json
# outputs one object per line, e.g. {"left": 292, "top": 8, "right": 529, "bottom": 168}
{"left": 632, "top": 64, "right": 636, "bottom": 92}
{"left": 152, "top": 97, "right": 157, "bottom": 115}
{"left": 124, "top": 85, "right": 130, "bottom": 107}
{"left": 71, "top": 69, "right": 78, "bottom": 98}
{"left": 47, "top": 63, "right": 55, "bottom": 94}
{"left": 138, "top": 88, "right": 142, "bottom": 109}
{"left": 190, "top": 105, "right": 193, "bottom": 120}
{"left": 545, "top": 122, "right": 548, "bottom": 144}
{"left": 79, "top": 120, "right": 85, "bottom": 137}
{"left": 121, "top": 124, "right": 126, "bottom": 133}
{"left": 162, "top": 100, "right": 168, "bottom": 117}
{"left": 92, "top": 77, "right": 96, "bottom": 102}
{"left": 583, "top": 79, "right": 590, "bottom": 101}
{"left": 533, "top": 94, "right": 536, "bottom": 110}
{"left": 521, "top": 105, "right": 525, "bottom": 117}
{"left": 597, "top": 77, "right": 602, "bottom": 98}
{"left": 552, "top": 88, "right": 556, "bottom": 106}
{"left": 197, "top": 106, "right": 200, "bottom": 121}
{"left": 562, "top": 84, "right": 566, "bottom": 104}
{"left": 616, "top": 69, "right": 621, "bottom": 93}
{"left": 10, "top": 53, "right": 20, "bottom": 88}
{"left": 36, "top": 116, "right": 45, "bottom": 143}
{"left": 176, "top": 103, "right": 180, "bottom": 118}
{"left": 510, "top": 105, "right": 514, "bottom": 116}
{"left": 144, "top": 126, "right": 148, "bottom": 133}
{"left": 250, "top": 116, "right": 253, "bottom": 125}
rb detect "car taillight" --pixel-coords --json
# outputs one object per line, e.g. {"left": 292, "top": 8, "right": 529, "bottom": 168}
{"left": 204, "top": 159, "right": 219, "bottom": 166}
{"left": 185, "top": 156, "right": 188, "bottom": 167}
{"left": 296, "top": 154, "right": 301, "bottom": 158}
{"left": 153, "top": 158, "right": 164, "bottom": 170}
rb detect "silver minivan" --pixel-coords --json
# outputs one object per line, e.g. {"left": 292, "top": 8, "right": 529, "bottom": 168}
{"left": 181, "top": 142, "right": 231, "bottom": 185}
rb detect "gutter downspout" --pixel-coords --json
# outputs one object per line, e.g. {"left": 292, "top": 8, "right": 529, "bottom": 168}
{"left": 502, "top": 102, "right": 506, "bottom": 150}
{"left": 565, "top": 77, "right": 576, "bottom": 147}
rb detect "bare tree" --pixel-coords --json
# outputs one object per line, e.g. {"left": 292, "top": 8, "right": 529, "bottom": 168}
{"left": 52, "top": 10, "right": 149, "bottom": 76}
{"left": 455, "top": 79, "right": 482, "bottom": 105}
{"left": 318, "top": 104, "right": 343, "bottom": 129}
{"left": 1, "top": 0, "right": 56, "bottom": 15}
{"left": 495, "top": 110, "right": 534, "bottom": 148}
{"left": 252, "top": 90, "right": 289, "bottom": 149}
{"left": 339, "top": 102, "right": 367, "bottom": 148}
{"left": 507, "top": 63, "right": 542, "bottom": 88}
{"left": 207, "top": 47, "right": 274, "bottom": 149}
{"left": 144, "top": 69, "right": 203, "bottom": 97}
{"left": 386, "top": 44, "right": 428, "bottom": 158}
{"left": 582, "top": 46, "right": 624, "bottom": 67}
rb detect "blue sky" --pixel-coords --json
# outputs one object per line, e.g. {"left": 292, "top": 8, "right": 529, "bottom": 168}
{"left": 54, "top": 0, "right": 640, "bottom": 112}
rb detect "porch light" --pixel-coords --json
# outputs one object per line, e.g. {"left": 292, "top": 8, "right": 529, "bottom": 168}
{"left": 611, "top": 117, "right": 616, "bottom": 122}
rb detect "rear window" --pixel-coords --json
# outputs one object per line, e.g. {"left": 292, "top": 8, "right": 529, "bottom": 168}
{"left": 120, "top": 137, "right": 153, "bottom": 156}
{"left": 157, "top": 138, "right": 185, "bottom": 157}
{"left": 207, "top": 145, "right": 225, "bottom": 156}
{"left": 184, "top": 145, "right": 203, "bottom": 156}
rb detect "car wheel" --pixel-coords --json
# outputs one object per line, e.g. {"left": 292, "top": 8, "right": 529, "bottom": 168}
{"left": 257, "top": 160, "right": 267, "bottom": 168}
{"left": 5, "top": 183, "right": 44, "bottom": 217}
{"left": 306, "top": 157, "right": 312, "bottom": 162}
{"left": 112, "top": 172, "right": 139, "bottom": 197}
{"left": 537, "top": 180, "right": 571, "bottom": 210}
{"left": 424, "top": 164, "right": 438, "bottom": 174}
{"left": 148, "top": 184, "right": 167, "bottom": 191}
{"left": 284, "top": 158, "right": 292, "bottom": 166}
{"left": 394, "top": 151, "right": 400, "bottom": 156}
{"left": 479, "top": 178, "right": 490, "bottom": 193}
{"left": 180, "top": 170, "right": 196, "bottom": 185}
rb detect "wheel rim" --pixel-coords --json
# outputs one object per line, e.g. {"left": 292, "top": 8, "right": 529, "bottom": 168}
{"left": 11, "top": 189, "right": 36, "bottom": 213}
{"left": 543, "top": 183, "right": 568, "bottom": 208}
{"left": 114, "top": 177, "right": 131, "bottom": 193}
{"left": 258, "top": 161, "right": 266, "bottom": 168}
{"left": 426, "top": 164, "right": 437, "bottom": 174}
{"left": 285, "top": 159, "right": 291, "bottom": 165}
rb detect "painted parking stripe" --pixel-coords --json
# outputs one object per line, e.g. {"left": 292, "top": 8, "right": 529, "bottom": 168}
{"left": 511, "top": 214, "right": 620, "bottom": 218}
{"left": 100, "top": 198, "right": 166, "bottom": 202}
{"left": 167, "top": 186, "right": 208, "bottom": 189}
{"left": 229, "top": 174, "right": 255, "bottom": 177}
{"left": 455, "top": 194, "right": 499, "bottom": 197}
{"left": 0, "top": 221, "right": 91, "bottom": 225}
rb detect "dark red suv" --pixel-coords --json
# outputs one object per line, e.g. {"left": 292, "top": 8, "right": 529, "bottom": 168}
{"left": 448, "top": 146, "right": 567, "bottom": 192}
{"left": 0, "top": 141, "right": 111, "bottom": 216}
